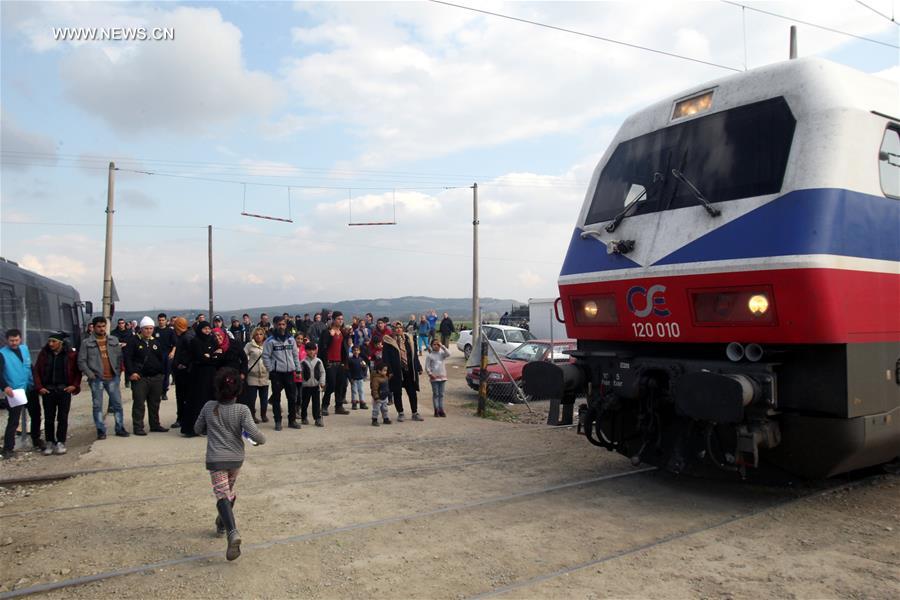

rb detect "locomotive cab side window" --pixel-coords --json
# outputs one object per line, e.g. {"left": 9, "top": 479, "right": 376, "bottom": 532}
{"left": 879, "top": 126, "right": 900, "bottom": 199}
{"left": 585, "top": 97, "right": 796, "bottom": 225}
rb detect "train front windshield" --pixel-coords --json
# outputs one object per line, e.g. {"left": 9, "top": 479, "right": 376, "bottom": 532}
{"left": 585, "top": 97, "right": 795, "bottom": 226}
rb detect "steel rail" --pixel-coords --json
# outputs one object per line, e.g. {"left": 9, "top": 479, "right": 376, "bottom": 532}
{"left": 0, "top": 448, "right": 574, "bottom": 519}
{"left": 468, "top": 472, "right": 897, "bottom": 599}
{"left": 0, "top": 466, "right": 656, "bottom": 599}
{"left": 0, "top": 424, "right": 576, "bottom": 487}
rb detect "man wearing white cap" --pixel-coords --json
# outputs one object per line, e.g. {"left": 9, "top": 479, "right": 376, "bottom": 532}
{"left": 123, "top": 317, "right": 168, "bottom": 435}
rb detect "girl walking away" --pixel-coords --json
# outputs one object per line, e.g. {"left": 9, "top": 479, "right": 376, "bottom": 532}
{"left": 369, "top": 362, "right": 392, "bottom": 426}
{"left": 425, "top": 339, "right": 451, "bottom": 417}
{"left": 194, "top": 368, "right": 266, "bottom": 561}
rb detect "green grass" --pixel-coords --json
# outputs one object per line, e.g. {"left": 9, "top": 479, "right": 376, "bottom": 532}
{"left": 462, "top": 398, "right": 517, "bottom": 422}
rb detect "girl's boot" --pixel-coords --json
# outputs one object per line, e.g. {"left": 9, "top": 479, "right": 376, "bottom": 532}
{"left": 216, "top": 498, "right": 241, "bottom": 561}
{"left": 214, "top": 497, "right": 236, "bottom": 537}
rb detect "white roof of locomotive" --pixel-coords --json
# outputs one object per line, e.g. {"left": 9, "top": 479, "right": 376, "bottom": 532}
{"left": 614, "top": 58, "right": 897, "bottom": 145}
{"left": 578, "top": 58, "right": 899, "bottom": 227}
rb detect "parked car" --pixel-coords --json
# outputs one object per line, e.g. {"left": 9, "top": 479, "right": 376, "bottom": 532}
{"left": 456, "top": 324, "right": 535, "bottom": 359}
{"left": 466, "top": 339, "right": 576, "bottom": 400}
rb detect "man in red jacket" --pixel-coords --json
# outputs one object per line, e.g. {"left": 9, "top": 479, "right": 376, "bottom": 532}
{"left": 33, "top": 332, "right": 81, "bottom": 456}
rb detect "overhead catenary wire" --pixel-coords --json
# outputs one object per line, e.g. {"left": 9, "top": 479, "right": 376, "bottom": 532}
{"left": 428, "top": 0, "right": 743, "bottom": 72}
{"left": 0, "top": 150, "right": 585, "bottom": 189}
{"left": 854, "top": 0, "right": 898, "bottom": 25}
{"left": 721, "top": 0, "right": 900, "bottom": 48}
{"left": 0, "top": 221, "right": 562, "bottom": 265}
{"left": 0, "top": 157, "right": 586, "bottom": 191}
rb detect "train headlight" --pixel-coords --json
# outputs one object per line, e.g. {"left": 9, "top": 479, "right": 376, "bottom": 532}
{"left": 672, "top": 90, "right": 714, "bottom": 120}
{"left": 692, "top": 287, "right": 776, "bottom": 325}
{"left": 748, "top": 294, "right": 769, "bottom": 316}
{"left": 572, "top": 295, "right": 619, "bottom": 325}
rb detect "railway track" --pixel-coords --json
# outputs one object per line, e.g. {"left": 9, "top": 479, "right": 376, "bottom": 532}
{"left": 0, "top": 465, "right": 656, "bottom": 599}
{"left": 0, "top": 447, "right": 574, "bottom": 520}
{"left": 0, "top": 423, "right": 576, "bottom": 487}
{"left": 467, "top": 471, "right": 897, "bottom": 599}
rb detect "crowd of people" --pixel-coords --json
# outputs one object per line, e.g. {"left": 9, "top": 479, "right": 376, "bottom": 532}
{"left": 1, "top": 309, "right": 458, "bottom": 458}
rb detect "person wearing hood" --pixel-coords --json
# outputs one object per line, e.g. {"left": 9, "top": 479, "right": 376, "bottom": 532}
{"left": 381, "top": 323, "right": 424, "bottom": 422}
{"left": 185, "top": 320, "right": 221, "bottom": 437}
{"left": 213, "top": 327, "right": 248, "bottom": 376}
{"left": 171, "top": 316, "right": 194, "bottom": 429}
{"left": 33, "top": 332, "right": 82, "bottom": 455}
{"left": 124, "top": 316, "right": 168, "bottom": 435}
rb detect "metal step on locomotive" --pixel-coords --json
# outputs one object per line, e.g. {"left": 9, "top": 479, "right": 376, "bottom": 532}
{"left": 523, "top": 57, "right": 900, "bottom": 478}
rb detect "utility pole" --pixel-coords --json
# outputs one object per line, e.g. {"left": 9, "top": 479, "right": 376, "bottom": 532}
{"left": 101, "top": 162, "right": 116, "bottom": 324}
{"left": 472, "top": 182, "right": 488, "bottom": 417}
{"left": 472, "top": 182, "right": 480, "bottom": 347}
{"left": 789, "top": 25, "right": 797, "bottom": 59}
{"left": 208, "top": 225, "right": 214, "bottom": 317}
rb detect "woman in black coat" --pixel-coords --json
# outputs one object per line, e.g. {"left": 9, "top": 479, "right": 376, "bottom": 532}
{"left": 214, "top": 328, "right": 248, "bottom": 376}
{"left": 183, "top": 321, "right": 220, "bottom": 436}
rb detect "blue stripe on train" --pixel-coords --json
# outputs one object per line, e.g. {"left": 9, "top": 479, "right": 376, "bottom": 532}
{"left": 655, "top": 188, "right": 900, "bottom": 266}
{"left": 560, "top": 228, "right": 641, "bottom": 276}
{"left": 560, "top": 189, "right": 900, "bottom": 276}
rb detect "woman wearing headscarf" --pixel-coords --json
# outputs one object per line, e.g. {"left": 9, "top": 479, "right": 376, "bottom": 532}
{"left": 213, "top": 327, "right": 248, "bottom": 376}
{"left": 184, "top": 321, "right": 220, "bottom": 437}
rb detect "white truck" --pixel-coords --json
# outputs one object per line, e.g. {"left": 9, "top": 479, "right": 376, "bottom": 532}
{"left": 527, "top": 297, "right": 563, "bottom": 341}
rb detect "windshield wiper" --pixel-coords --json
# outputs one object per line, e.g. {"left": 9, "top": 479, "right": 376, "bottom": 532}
{"left": 602, "top": 171, "right": 665, "bottom": 233}
{"left": 670, "top": 169, "right": 721, "bottom": 217}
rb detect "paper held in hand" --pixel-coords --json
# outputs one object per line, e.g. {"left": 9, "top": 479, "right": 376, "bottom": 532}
{"left": 8, "top": 388, "right": 28, "bottom": 408}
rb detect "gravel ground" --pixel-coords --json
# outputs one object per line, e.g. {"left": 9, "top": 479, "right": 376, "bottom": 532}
{"left": 1, "top": 347, "right": 897, "bottom": 599}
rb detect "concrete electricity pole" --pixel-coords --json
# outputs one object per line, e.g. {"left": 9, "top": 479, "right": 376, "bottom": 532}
{"left": 208, "top": 225, "right": 214, "bottom": 318}
{"left": 472, "top": 182, "right": 480, "bottom": 345}
{"left": 101, "top": 161, "right": 116, "bottom": 324}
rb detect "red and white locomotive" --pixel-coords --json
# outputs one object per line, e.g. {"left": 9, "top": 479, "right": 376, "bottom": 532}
{"left": 546, "top": 58, "right": 899, "bottom": 478}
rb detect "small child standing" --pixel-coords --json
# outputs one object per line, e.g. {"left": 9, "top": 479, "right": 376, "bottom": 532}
{"left": 347, "top": 345, "right": 369, "bottom": 410}
{"left": 194, "top": 368, "right": 266, "bottom": 561}
{"left": 300, "top": 342, "right": 326, "bottom": 427}
{"left": 369, "top": 362, "right": 392, "bottom": 426}
{"left": 425, "top": 339, "right": 451, "bottom": 417}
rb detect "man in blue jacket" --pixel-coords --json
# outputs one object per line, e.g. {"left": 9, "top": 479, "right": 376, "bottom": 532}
{"left": 1, "top": 328, "right": 41, "bottom": 458}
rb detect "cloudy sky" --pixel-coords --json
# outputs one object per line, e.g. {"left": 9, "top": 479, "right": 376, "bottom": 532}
{"left": 1, "top": 1, "right": 897, "bottom": 311}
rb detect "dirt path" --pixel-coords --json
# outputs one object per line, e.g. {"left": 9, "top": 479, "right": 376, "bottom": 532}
{"left": 1, "top": 348, "right": 897, "bottom": 598}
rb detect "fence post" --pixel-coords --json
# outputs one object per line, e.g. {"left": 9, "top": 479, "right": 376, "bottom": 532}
{"left": 477, "top": 334, "right": 488, "bottom": 417}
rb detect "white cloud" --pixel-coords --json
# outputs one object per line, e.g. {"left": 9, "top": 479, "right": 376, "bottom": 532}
{"left": 281, "top": 2, "right": 896, "bottom": 166}
{"left": 874, "top": 65, "right": 900, "bottom": 83}
{"left": 243, "top": 273, "right": 263, "bottom": 285}
{"left": 518, "top": 270, "right": 544, "bottom": 288}
{"left": 46, "top": 6, "right": 282, "bottom": 135}
{"left": 20, "top": 253, "right": 87, "bottom": 280}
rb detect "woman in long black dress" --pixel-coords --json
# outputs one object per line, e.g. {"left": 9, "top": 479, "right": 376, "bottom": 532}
{"left": 183, "top": 321, "right": 220, "bottom": 436}
{"left": 213, "top": 327, "right": 248, "bottom": 376}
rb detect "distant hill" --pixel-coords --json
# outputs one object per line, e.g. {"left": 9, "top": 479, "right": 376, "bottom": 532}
{"left": 114, "top": 296, "right": 524, "bottom": 324}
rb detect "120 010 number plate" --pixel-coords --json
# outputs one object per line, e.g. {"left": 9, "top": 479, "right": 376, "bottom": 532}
{"left": 632, "top": 322, "right": 681, "bottom": 338}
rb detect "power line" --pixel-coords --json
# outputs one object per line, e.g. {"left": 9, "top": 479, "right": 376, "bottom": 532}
{"left": 428, "top": 0, "right": 743, "bottom": 72}
{"left": 0, "top": 221, "right": 561, "bottom": 265}
{"left": 116, "top": 166, "right": 465, "bottom": 192}
{"left": 854, "top": 0, "right": 898, "bottom": 25}
{"left": 0, "top": 158, "right": 587, "bottom": 190}
{"left": 722, "top": 1, "right": 900, "bottom": 48}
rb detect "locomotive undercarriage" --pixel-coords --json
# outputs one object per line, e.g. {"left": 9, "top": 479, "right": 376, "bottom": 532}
{"left": 572, "top": 345, "right": 782, "bottom": 478}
